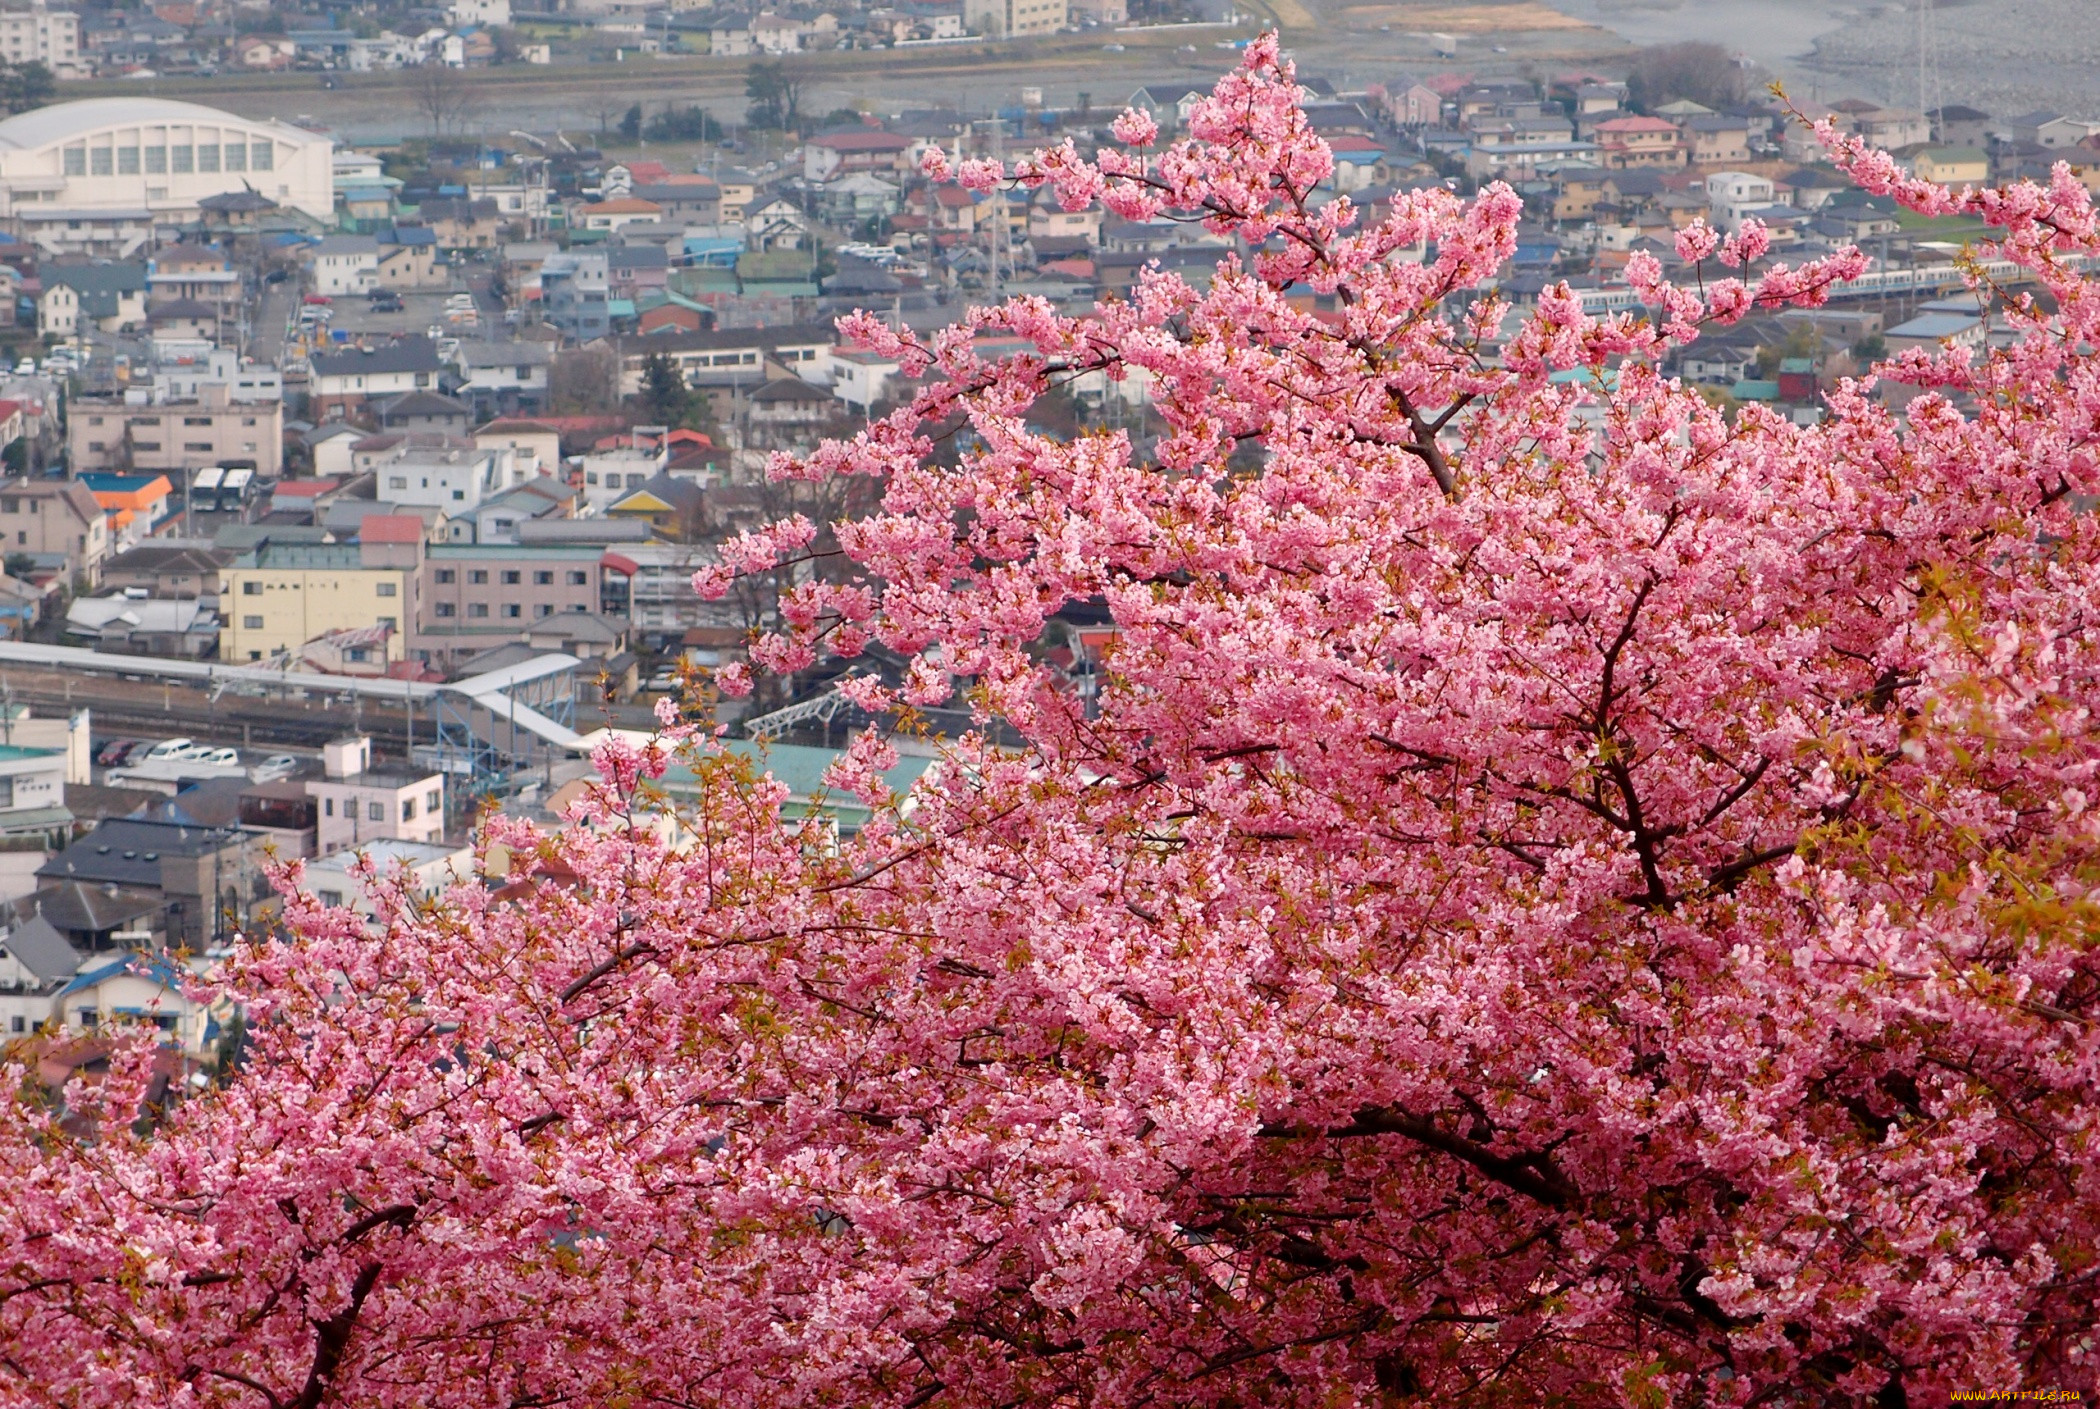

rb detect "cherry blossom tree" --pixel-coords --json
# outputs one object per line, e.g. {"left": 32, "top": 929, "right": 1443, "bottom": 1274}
{"left": 5, "top": 42, "right": 2100, "bottom": 1408}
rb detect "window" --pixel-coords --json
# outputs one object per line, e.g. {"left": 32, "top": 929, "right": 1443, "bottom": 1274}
{"left": 503, "top": 603, "right": 521, "bottom": 619}
{"left": 88, "top": 443, "right": 105, "bottom": 453}
{"left": 435, "top": 602, "right": 456, "bottom": 618}
{"left": 426, "top": 789, "right": 441, "bottom": 812}
{"left": 569, "top": 570, "right": 588, "bottom": 585}
{"left": 1, "top": 498, "right": 16, "bottom": 513}
{"left": 317, "top": 889, "right": 343, "bottom": 908}
{"left": 184, "top": 416, "right": 211, "bottom": 427}
{"left": 243, "top": 581, "right": 261, "bottom": 595}
{"left": 401, "top": 797, "right": 417, "bottom": 821}
{"left": 435, "top": 569, "right": 456, "bottom": 584}
{"left": 368, "top": 802, "right": 384, "bottom": 822}
{"left": 62, "top": 146, "right": 84, "bottom": 175}
{"left": 534, "top": 570, "right": 553, "bottom": 585}
{"left": 184, "top": 441, "right": 212, "bottom": 452}
{"left": 90, "top": 147, "right": 112, "bottom": 175}
{"left": 536, "top": 603, "right": 554, "bottom": 617}
{"left": 469, "top": 603, "right": 489, "bottom": 618}
{"left": 242, "top": 614, "right": 263, "bottom": 629}
{"left": 0, "top": 776, "right": 13, "bottom": 809}
{"left": 376, "top": 582, "right": 397, "bottom": 598}
{"left": 118, "top": 146, "right": 139, "bottom": 174}
{"left": 501, "top": 570, "right": 520, "bottom": 585}
{"left": 388, "top": 476, "right": 408, "bottom": 490}
{"left": 325, "top": 798, "right": 334, "bottom": 816}
{"left": 469, "top": 570, "right": 488, "bottom": 584}
{"left": 225, "top": 141, "right": 246, "bottom": 172}
{"left": 145, "top": 145, "right": 166, "bottom": 173}
{"left": 252, "top": 142, "right": 273, "bottom": 171}
{"left": 171, "top": 144, "right": 193, "bottom": 173}
{"left": 377, "top": 616, "right": 395, "bottom": 629}
{"left": 452, "top": 489, "right": 464, "bottom": 501}
{"left": 134, "top": 441, "right": 161, "bottom": 452}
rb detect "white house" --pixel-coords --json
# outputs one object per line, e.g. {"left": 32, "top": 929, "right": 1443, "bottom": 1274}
{"left": 1704, "top": 170, "right": 1782, "bottom": 234}
{"left": 303, "top": 838, "right": 473, "bottom": 925}
{"left": 372, "top": 445, "right": 511, "bottom": 512}
{"left": 304, "top": 735, "right": 448, "bottom": 854}
{"left": 50, "top": 953, "right": 214, "bottom": 1055}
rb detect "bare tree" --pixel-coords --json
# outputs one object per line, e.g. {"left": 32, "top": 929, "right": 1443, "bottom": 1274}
{"left": 411, "top": 62, "right": 480, "bottom": 139}
{"left": 1625, "top": 42, "right": 1750, "bottom": 114}
{"left": 548, "top": 344, "right": 622, "bottom": 415}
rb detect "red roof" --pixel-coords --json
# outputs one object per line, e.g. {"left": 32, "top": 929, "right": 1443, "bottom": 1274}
{"left": 1595, "top": 116, "right": 1681, "bottom": 134}
{"left": 623, "top": 159, "right": 671, "bottom": 184}
{"left": 359, "top": 514, "right": 425, "bottom": 544}
{"left": 271, "top": 477, "right": 341, "bottom": 498}
{"left": 585, "top": 198, "right": 665, "bottom": 216}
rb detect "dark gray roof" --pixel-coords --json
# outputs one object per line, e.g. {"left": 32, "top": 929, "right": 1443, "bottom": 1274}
{"left": 311, "top": 338, "right": 444, "bottom": 378}
{"left": 16, "top": 881, "right": 162, "bottom": 936}
{"left": 103, "top": 544, "right": 231, "bottom": 576}
{"left": 748, "top": 376, "right": 832, "bottom": 403}
{"left": 37, "top": 817, "right": 243, "bottom": 888}
{"left": 3, "top": 913, "right": 83, "bottom": 984}
{"left": 379, "top": 390, "right": 472, "bottom": 423}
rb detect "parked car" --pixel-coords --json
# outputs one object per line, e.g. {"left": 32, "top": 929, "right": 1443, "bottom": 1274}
{"left": 143, "top": 737, "right": 195, "bottom": 760}
{"left": 109, "top": 740, "right": 144, "bottom": 767}
{"left": 198, "top": 747, "right": 241, "bottom": 767}
{"left": 264, "top": 269, "right": 288, "bottom": 284}
{"left": 302, "top": 294, "right": 332, "bottom": 306}
{"left": 94, "top": 739, "right": 128, "bottom": 766}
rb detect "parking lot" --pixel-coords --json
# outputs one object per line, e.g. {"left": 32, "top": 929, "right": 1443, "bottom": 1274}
{"left": 93, "top": 735, "right": 313, "bottom": 790}
{"left": 288, "top": 268, "right": 508, "bottom": 361}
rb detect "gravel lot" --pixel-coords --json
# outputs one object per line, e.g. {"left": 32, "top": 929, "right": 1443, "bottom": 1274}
{"left": 1807, "top": 0, "right": 2100, "bottom": 121}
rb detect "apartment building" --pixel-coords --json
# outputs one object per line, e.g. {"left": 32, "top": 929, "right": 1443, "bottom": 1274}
{"left": 0, "top": 478, "right": 109, "bottom": 584}
{"left": 218, "top": 518, "right": 421, "bottom": 661}
{"left": 414, "top": 541, "right": 620, "bottom": 666}
{"left": 0, "top": 6, "right": 81, "bottom": 77}
{"left": 963, "top": 0, "right": 1066, "bottom": 36}
{"left": 68, "top": 388, "right": 283, "bottom": 477}
{"left": 305, "top": 735, "right": 447, "bottom": 854}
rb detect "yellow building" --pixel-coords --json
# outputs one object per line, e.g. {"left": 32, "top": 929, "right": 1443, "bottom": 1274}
{"left": 219, "top": 517, "right": 422, "bottom": 663}
{"left": 1913, "top": 147, "right": 1990, "bottom": 184}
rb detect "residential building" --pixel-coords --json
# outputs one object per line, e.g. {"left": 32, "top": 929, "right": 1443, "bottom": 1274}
{"left": 309, "top": 233, "right": 444, "bottom": 296}
{"left": 2008, "top": 111, "right": 2089, "bottom": 149}
{"left": 803, "top": 130, "right": 912, "bottom": 182}
{"left": 49, "top": 953, "right": 213, "bottom": 1053}
{"left": 1681, "top": 115, "right": 1751, "bottom": 166}
{"left": 1852, "top": 106, "right": 1930, "bottom": 150}
{"left": 0, "top": 7, "right": 82, "bottom": 77}
{"left": 1912, "top": 147, "right": 1989, "bottom": 184}
{"left": 370, "top": 443, "right": 511, "bottom": 512}
{"left": 308, "top": 338, "right": 445, "bottom": 421}
{"left": 67, "top": 389, "right": 283, "bottom": 477}
{"left": 0, "top": 916, "right": 82, "bottom": 1039}
{"left": 539, "top": 250, "right": 610, "bottom": 341}
{"left": 1705, "top": 170, "right": 1781, "bottom": 233}
{"left": 963, "top": 0, "right": 1065, "bottom": 36}
{"left": 305, "top": 735, "right": 447, "bottom": 854}
{"left": 1928, "top": 104, "right": 1992, "bottom": 147}
{"left": 578, "top": 435, "right": 668, "bottom": 512}
{"left": 416, "top": 542, "right": 620, "bottom": 664}
{"left": 576, "top": 198, "right": 663, "bottom": 234}
{"left": 454, "top": 340, "right": 552, "bottom": 418}
{"left": 0, "top": 479, "right": 108, "bottom": 584}
{"left": 1593, "top": 116, "right": 1686, "bottom": 169}
{"left": 218, "top": 520, "right": 421, "bottom": 662}
{"left": 612, "top": 323, "right": 833, "bottom": 393}
{"left": 302, "top": 838, "right": 472, "bottom": 923}
{"left": 97, "top": 542, "right": 229, "bottom": 598}
{"left": 39, "top": 261, "right": 147, "bottom": 337}
{"left": 37, "top": 816, "right": 267, "bottom": 949}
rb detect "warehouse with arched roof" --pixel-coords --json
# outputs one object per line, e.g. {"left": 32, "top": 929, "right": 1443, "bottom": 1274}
{"left": 0, "top": 98, "right": 332, "bottom": 225}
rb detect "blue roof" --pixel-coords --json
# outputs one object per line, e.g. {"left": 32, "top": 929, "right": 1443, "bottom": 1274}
{"left": 78, "top": 472, "right": 167, "bottom": 492}
{"left": 387, "top": 227, "right": 438, "bottom": 247}
{"left": 57, "top": 953, "right": 186, "bottom": 998}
